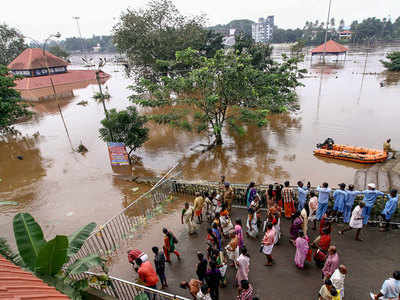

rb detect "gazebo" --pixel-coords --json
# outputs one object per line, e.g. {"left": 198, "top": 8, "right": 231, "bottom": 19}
{"left": 311, "top": 40, "right": 348, "bottom": 61}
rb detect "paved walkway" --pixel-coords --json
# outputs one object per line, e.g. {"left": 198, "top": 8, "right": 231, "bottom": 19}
{"left": 109, "top": 207, "right": 400, "bottom": 300}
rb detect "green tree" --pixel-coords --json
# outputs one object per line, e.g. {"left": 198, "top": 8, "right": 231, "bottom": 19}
{"left": 113, "top": 0, "right": 217, "bottom": 82}
{"left": 48, "top": 45, "right": 70, "bottom": 59}
{"left": 381, "top": 51, "right": 400, "bottom": 71}
{"left": 99, "top": 106, "right": 149, "bottom": 158}
{"left": 131, "top": 48, "right": 305, "bottom": 145}
{"left": 0, "top": 65, "right": 31, "bottom": 135}
{"left": 0, "top": 213, "right": 105, "bottom": 299}
{"left": 0, "top": 24, "right": 26, "bottom": 66}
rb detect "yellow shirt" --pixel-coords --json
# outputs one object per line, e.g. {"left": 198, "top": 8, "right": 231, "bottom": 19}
{"left": 383, "top": 141, "right": 392, "bottom": 152}
{"left": 193, "top": 196, "right": 204, "bottom": 211}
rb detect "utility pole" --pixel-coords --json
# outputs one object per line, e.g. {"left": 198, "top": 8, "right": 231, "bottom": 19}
{"left": 322, "top": 0, "right": 333, "bottom": 63}
{"left": 73, "top": 16, "right": 87, "bottom": 61}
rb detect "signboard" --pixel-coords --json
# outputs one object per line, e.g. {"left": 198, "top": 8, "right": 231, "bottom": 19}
{"left": 107, "top": 142, "right": 130, "bottom": 166}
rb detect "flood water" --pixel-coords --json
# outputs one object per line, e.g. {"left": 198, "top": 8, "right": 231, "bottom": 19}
{"left": 1, "top": 43, "right": 400, "bottom": 240}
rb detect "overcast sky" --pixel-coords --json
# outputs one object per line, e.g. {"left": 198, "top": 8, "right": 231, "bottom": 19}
{"left": 1, "top": 0, "right": 399, "bottom": 41}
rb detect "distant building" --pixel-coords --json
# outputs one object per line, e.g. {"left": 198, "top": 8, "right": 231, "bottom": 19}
{"left": 93, "top": 43, "right": 101, "bottom": 53}
{"left": 222, "top": 28, "right": 236, "bottom": 48}
{"left": 252, "top": 16, "right": 274, "bottom": 43}
{"left": 339, "top": 30, "right": 352, "bottom": 40}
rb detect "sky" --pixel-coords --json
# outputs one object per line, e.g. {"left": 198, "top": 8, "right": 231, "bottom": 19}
{"left": 1, "top": 0, "right": 399, "bottom": 41}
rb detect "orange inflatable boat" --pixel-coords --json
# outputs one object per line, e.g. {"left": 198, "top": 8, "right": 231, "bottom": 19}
{"left": 314, "top": 144, "right": 388, "bottom": 164}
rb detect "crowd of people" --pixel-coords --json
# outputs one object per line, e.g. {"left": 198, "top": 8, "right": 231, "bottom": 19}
{"left": 127, "top": 176, "right": 399, "bottom": 300}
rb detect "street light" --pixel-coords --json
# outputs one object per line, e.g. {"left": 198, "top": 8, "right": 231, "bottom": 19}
{"left": 22, "top": 33, "right": 74, "bottom": 151}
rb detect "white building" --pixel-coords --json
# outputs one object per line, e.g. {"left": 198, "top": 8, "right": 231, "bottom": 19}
{"left": 252, "top": 16, "right": 274, "bottom": 43}
{"left": 222, "top": 28, "right": 236, "bottom": 48}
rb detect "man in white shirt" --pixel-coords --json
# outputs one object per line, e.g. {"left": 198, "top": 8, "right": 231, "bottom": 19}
{"left": 331, "top": 265, "right": 347, "bottom": 298}
{"left": 374, "top": 271, "right": 400, "bottom": 300}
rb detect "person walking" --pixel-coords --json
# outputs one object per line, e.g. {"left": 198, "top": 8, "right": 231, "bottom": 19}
{"left": 331, "top": 265, "right": 347, "bottom": 299}
{"left": 289, "top": 211, "right": 303, "bottom": 244}
{"left": 373, "top": 270, "right": 400, "bottom": 300}
{"left": 223, "top": 182, "right": 234, "bottom": 214}
{"left": 361, "top": 183, "right": 384, "bottom": 225}
{"left": 266, "top": 184, "right": 275, "bottom": 209}
{"left": 300, "top": 202, "right": 310, "bottom": 237}
{"left": 196, "top": 252, "right": 208, "bottom": 283}
{"left": 152, "top": 246, "right": 167, "bottom": 289}
{"left": 339, "top": 202, "right": 365, "bottom": 241}
{"left": 383, "top": 138, "right": 396, "bottom": 159}
{"left": 319, "top": 279, "right": 334, "bottom": 300}
{"left": 236, "top": 247, "right": 250, "bottom": 287}
{"left": 316, "top": 183, "right": 332, "bottom": 222}
{"left": 322, "top": 246, "right": 340, "bottom": 280}
{"left": 182, "top": 202, "right": 196, "bottom": 235}
{"left": 282, "top": 181, "right": 295, "bottom": 219}
{"left": 262, "top": 222, "right": 276, "bottom": 266}
{"left": 312, "top": 227, "right": 331, "bottom": 268}
{"left": 136, "top": 258, "right": 159, "bottom": 300}
{"left": 380, "top": 189, "right": 398, "bottom": 232}
{"left": 297, "top": 181, "right": 309, "bottom": 212}
{"left": 180, "top": 279, "right": 202, "bottom": 299}
{"left": 343, "top": 185, "right": 360, "bottom": 224}
{"left": 333, "top": 183, "right": 347, "bottom": 221}
{"left": 162, "top": 228, "right": 181, "bottom": 262}
{"left": 205, "top": 261, "right": 222, "bottom": 300}
{"left": 245, "top": 182, "right": 257, "bottom": 208}
{"left": 235, "top": 218, "right": 244, "bottom": 249}
{"left": 237, "top": 280, "right": 254, "bottom": 300}
{"left": 309, "top": 191, "right": 318, "bottom": 230}
{"left": 294, "top": 230, "right": 309, "bottom": 269}
{"left": 193, "top": 192, "right": 205, "bottom": 224}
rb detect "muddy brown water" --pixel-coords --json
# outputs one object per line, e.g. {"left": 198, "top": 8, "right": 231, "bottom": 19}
{"left": 1, "top": 44, "right": 400, "bottom": 242}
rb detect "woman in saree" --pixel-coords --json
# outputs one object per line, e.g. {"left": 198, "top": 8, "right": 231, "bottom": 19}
{"left": 245, "top": 182, "right": 257, "bottom": 208}
{"left": 246, "top": 195, "right": 260, "bottom": 239}
{"left": 181, "top": 202, "right": 195, "bottom": 235}
{"left": 235, "top": 218, "right": 244, "bottom": 249}
{"left": 289, "top": 211, "right": 303, "bottom": 245}
{"left": 294, "top": 230, "right": 309, "bottom": 269}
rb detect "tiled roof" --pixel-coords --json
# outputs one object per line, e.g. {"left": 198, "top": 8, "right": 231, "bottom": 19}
{"left": 14, "top": 70, "right": 110, "bottom": 91}
{"left": 8, "top": 48, "right": 68, "bottom": 70}
{"left": 0, "top": 255, "right": 70, "bottom": 299}
{"left": 311, "top": 40, "right": 349, "bottom": 54}
{"left": 340, "top": 30, "right": 352, "bottom": 34}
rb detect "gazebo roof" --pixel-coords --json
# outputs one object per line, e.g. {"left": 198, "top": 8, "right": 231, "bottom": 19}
{"left": 8, "top": 48, "right": 68, "bottom": 70}
{"left": 311, "top": 40, "right": 349, "bottom": 55}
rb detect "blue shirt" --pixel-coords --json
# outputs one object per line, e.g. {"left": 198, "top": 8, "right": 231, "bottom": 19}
{"left": 333, "top": 189, "right": 347, "bottom": 204}
{"left": 361, "top": 189, "right": 384, "bottom": 207}
{"left": 381, "top": 195, "right": 399, "bottom": 220}
{"left": 317, "top": 187, "right": 332, "bottom": 204}
{"left": 345, "top": 190, "right": 361, "bottom": 207}
{"left": 297, "top": 187, "right": 309, "bottom": 205}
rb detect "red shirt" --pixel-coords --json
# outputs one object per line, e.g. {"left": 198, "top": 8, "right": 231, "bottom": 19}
{"left": 138, "top": 261, "right": 159, "bottom": 287}
{"left": 128, "top": 249, "right": 144, "bottom": 263}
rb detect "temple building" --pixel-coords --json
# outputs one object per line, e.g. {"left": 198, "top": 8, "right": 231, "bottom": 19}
{"left": 7, "top": 48, "right": 110, "bottom": 101}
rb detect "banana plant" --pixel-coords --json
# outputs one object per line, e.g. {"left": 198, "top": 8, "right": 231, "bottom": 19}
{"left": 9, "top": 213, "right": 105, "bottom": 299}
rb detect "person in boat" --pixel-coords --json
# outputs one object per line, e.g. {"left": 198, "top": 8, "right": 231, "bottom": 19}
{"left": 361, "top": 183, "right": 384, "bottom": 225}
{"left": 380, "top": 189, "right": 398, "bottom": 232}
{"left": 383, "top": 138, "right": 396, "bottom": 159}
{"left": 318, "top": 138, "right": 335, "bottom": 150}
{"left": 297, "top": 181, "right": 309, "bottom": 212}
{"left": 332, "top": 183, "right": 347, "bottom": 221}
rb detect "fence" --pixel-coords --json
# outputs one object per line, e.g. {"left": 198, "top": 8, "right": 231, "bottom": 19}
{"left": 171, "top": 179, "right": 400, "bottom": 224}
{"left": 67, "top": 164, "right": 180, "bottom": 266}
{"left": 71, "top": 272, "right": 190, "bottom": 300}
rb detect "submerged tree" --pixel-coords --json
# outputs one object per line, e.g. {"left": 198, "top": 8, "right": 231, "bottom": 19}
{"left": 0, "top": 65, "right": 31, "bottom": 135}
{"left": 99, "top": 106, "right": 149, "bottom": 158}
{"left": 131, "top": 48, "right": 306, "bottom": 145}
{"left": 381, "top": 51, "right": 400, "bottom": 72}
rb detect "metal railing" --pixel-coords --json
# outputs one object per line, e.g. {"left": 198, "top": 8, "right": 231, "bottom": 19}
{"left": 71, "top": 272, "right": 191, "bottom": 300}
{"left": 67, "top": 164, "right": 180, "bottom": 266}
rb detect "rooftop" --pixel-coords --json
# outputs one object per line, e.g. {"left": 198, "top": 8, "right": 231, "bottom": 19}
{"left": 0, "top": 255, "right": 70, "bottom": 299}
{"left": 8, "top": 48, "right": 68, "bottom": 71}
{"left": 311, "top": 40, "right": 349, "bottom": 54}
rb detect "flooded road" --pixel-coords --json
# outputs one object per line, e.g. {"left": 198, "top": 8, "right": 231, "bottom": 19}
{"left": 1, "top": 43, "right": 400, "bottom": 240}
